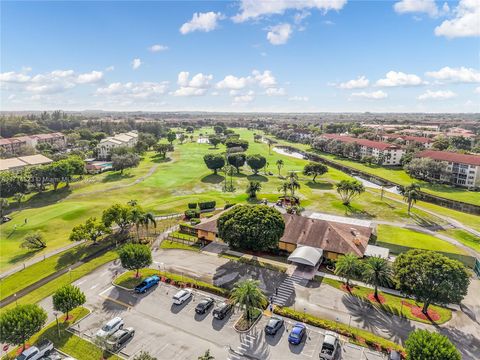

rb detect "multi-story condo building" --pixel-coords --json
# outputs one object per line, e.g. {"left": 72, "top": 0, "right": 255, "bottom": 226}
{"left": 416, "top": 150, "right": 480, "bottom": 188}
{"left": 0, "top": 154, "right": 53, "bottom": 172}
{"left": 0, "top": 132, "right": 66, "bottom": 155}
{"left": 380, "top": 134, "right": 433, "bottom": 149}
{"left": 320, "top": 134, "right": 405, "bottom": 166}
{"left": 97, "top": 131, "right": 138, "bottom": 159}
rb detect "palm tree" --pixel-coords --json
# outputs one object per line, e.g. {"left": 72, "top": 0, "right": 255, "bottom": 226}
{"left": 141, "top": 212, "right": 157, "bottom": 238}
{"left": 230, "top": 279, "right": 267, "bottom": 321}
{"left": 287, "top": 172, "right": 301, "bottom": 197}
{"left": 362, "top": 256, "right": 393, "bottom": 300}
{"left": 276, "top": 159, "right": 284, "bottom": 176}
{"left": 0, "top": 198, "right": 9, "bottom": 218}
{"left": 13, "top": 192, "right": 25, "bottom": 209}
{"left": 278, "top": 181, "right": 289, "bottom": 198}
{"left": 401, "top": 183, "right": 421, "bottom": 215}
{"left": 130, "top": 207, "right": 145, "bottom": 241}
{"left": 246, "top": 181, "right": 262, "bottom": 199}
{"left": 335, "top": 180, "right": 365, "bottom": 205}
{"left": 334, "top": 253, "right": 361, "bottom": 290}
{"left": 127, "top": 199, "right": 138, "bottom": 207}
{"left": 198, "top": 349, "right": 215, "bottom": 360}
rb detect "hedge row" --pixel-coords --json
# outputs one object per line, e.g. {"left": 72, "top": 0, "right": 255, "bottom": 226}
{"left": 273, "top": 307, "right": 405, "bottom": 354}
{"left": 158, "top": 270, "right": 229, "bottom": 297}
{"left": 186, "top": 201, "right": 217, "bottom": 210}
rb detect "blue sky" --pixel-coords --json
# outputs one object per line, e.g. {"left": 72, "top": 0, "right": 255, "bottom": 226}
{"left": 1, "top": 0, "right": 479, "bottom": 112}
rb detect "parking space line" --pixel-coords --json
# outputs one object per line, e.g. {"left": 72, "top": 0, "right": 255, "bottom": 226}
{"left": 100, "top": 294, "right": 132, "bottom": 309}
{"left": 99, "top": 285, "right": 114, "bottom": 296}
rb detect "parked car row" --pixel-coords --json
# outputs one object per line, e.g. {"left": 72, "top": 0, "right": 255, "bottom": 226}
{"left": 95, "top": 317, "right": 135, "bottom": 351}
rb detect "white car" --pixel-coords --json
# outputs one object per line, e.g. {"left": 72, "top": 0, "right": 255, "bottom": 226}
{"left": 95, "top": 317, "right": 124, "bottom": 338}
{"left": 173, "top": 289, "right": 192, "bottom": 305}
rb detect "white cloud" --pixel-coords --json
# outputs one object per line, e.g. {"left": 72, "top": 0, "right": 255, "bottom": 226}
{"left": 435, "top": 0, "right": 480, "bottom": 38}
{"left": 0, "top": 71, "right": 30, "bottom": 83}
{"left": 132, "top": 58, "right": 142, "bottom": 70}
{"left": 288, "top": 96, "right": 309, "bottom": 101}
{"left": 174, "top": 71, "right": 213, "bottom": 97}
{"left": 148, "top": 44, "right": 169, "bottom": 52}
{"left": 376, "top": 71, "right": 423, "bottom": 87}
{"left": 105, "top": 66, "right": 115, "bottom": 72}
{"left": 233, "top": 90, "right": 255, "bottom": 104}
{"left": 417, "top": 89, "right": 457, "bottom": 100}
{"left": 475, "top": 86, "right": 480, "bottom": 94}
{"left": 351, "top": 90, "right": 388, "bottom": 99}
{"left": 425, "top": 66, "right": 480, "bottom": 83}
{"left": 252, "top": 70, "right": 277, "bottom": 88}
{"left": 338, "top": 75, "right": 369, "bottom": 89}
{"left": 267, "top": 23, "right": 292, "bottom": 45}
{"left": 216, "top": 75, "right": 251, "bottom": 90}
{"left": 96, "top": 81, "right": 168, "bottom": 99}
{"left": 393, "top": 0, "right": 439, "bottom": 17}
{"left": 180, "top": 12, "right": 224, "bottom": 34}
{"left": 294, "top": 10, "right": 311, "bottom": 24}
{"left": 265, "top": 87, "right": 286, "bottom": 96}
{"left": 232, "top": 0, "right": 347, "bottom": 23}
{"left": 76, "top": 70, "right": 104, "bottom": 84}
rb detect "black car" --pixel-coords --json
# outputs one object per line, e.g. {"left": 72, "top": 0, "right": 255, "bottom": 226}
{"left": 264, "top": 316, "right": 284, "bottom": 335}
{"left": 213, "top": 302, "right": 233, "bottom": 320}
{"left": 195, "top": 297, "right": 215, "bottom": 314}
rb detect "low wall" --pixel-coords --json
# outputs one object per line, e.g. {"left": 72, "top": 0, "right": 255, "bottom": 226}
{"left": 277, "top": 145, "right": 480, "bottom": 215}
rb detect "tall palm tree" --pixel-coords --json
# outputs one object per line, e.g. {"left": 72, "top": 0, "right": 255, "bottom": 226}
{"left": 276, "top": 159, "right": 284, "bottom": 176}
{"left": 334, "top": 253, "right": 361, "bottom": 289}
{"left": 246, "top": 181, "right": 262, "bottom": 199}
{"left": 362, "top": 256, "right": 393, "bottom": 300}
{"left": 401, "top": 183, "right": 421, "bottom": 215}
{"left": 278, "top": 181, "right": 289, "bottom": 197}
{"left": 13, "top": 192, "right": 24, "bottom": 209}
{"left": 130, "top": 207, "right": 145, "bottom": 241}
{"left": 230, "top": 279, "right": 267, "bottom": 321}
{"left": 127, "top": 199, "right": 138, "bottom": 207}
{"left": 141, "top": 212, "right": 157, "bottom": 238}
{"left": 287, "top": 172, "right": 301, "bottom": 197}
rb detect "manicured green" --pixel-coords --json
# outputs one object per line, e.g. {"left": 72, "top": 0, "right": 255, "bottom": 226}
{"left": 322, "top": 278, "right": 452, "bottom": 325}
{"left": 377, "top": 225, "right": 467, "bottom": 255}
{"left": 159, "top": 239, "right": 201, "bottom": 252}
{"left": 443, "top": 229, "right": 480, "bottom": 252}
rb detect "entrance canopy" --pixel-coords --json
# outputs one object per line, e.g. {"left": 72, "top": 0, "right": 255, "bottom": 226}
{"left": 288, "top": 246, "right": 323, "bottom": 267}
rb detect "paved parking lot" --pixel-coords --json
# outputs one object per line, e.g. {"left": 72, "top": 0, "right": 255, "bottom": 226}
{"left": 75, "top": 282, "right": 386, "bottom": 359}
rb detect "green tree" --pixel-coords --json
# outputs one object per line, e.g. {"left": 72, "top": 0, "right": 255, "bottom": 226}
{"left": 203, "top": 153, "right": 225, "bottom": 174}
{"left": 154, "top": 143, "right": 174, "bottom": 159}
{"left": 70, "top": 217, "right": 111, "bottom": 244}
{"left": 362, "top": 256, "right": 393, "bottom": 300}
{"left": 198, "top": 349, "right": 215, "bottom": 360}
{"left": 52, "top": 284, "right": 86, "bottom": 321}
{"left": 13, "top": 192, "right": 25, "bottom": 209}
{"left": 227, "top": 153, "right": 246, "bottom": 173}
{"left": 208, "top": 135, "right": 221, "bottom": 149}
{"left": 213, "top": 125, "right": 224, "bottom": 134}
{"left": 102, "top": 203, "right": 133, "bottom": 233}
{"left": 217, "top": 205, "right": 285, "bottom": 251}
{"left": 276, "top": 159, "right": 284, "bottom": 176}
{"left": 0, "top": 304, "right": 47, "bottom": 350}
{"left": 225, "top": 138, "right": 249, "bottom": 151}
{"left": 401, "top": 183, "right": 421, "bottom": 214}
{"left": 287, "top": 171, "right": 301, "bottom": 197}
{"left": 167, "top": 131, "right": 176, "bottom": 144}
{"left": 336, "top": 180, "right": 365, "bottom": 205}
{"left": 394, "top": 250, "right": 470, "bottom": 314}
{"left": 112, "top": 153, "right": 140, "bottom": 174}
{"left": 21, "top": 231, "right": 46, "bottom": 250}
{"left": 118, "top": 243, "right": 152, "bottom": 277}
{"left": 405, "top": 330, "right": 460, "bottom": 360}
{"left": 302, "top": 162, "right": 328, "bottom": 182}
{"left": 278, "top": 181, "right": 289, "bottom": 197}
{"left": 246, "top": 154, "right": 266, "bottom": 175}
{"left": 246, "top": 181, "right": 262, "bottom": 199}
{"left": 334, "top": 253, "right": 362, "bottom": 289}
{"left": 0, "top": 198, "right": 8, "bottom": 218}
{"left": 230, "top": 279, "right": 267, "bottom": 321}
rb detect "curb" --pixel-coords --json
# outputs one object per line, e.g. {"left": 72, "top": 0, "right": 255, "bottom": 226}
{"left": 233, "top": 310, "right": 263, "bottom": 333}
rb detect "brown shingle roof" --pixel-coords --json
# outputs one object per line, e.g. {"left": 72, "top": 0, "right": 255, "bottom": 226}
{"left": 321, "top": 134, "right": 401, "bottom": 151}
{"left": 280, "top": 214, "right": 371, "bottom": 257}
{"left": 416, "top": 150, "right": 480, "bottom": 166}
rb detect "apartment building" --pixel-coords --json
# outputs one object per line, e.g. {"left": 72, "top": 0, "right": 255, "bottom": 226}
{"left": 416, "top": 150, "right": 480, "bottom": 188}
{"left": 0, "top": 132, "right": 66, "bottom": 155}
{"left": 0, "top": 154, "right": 53, "bottom": 172}
{"left": 320, "top": 134, "right": 405, "bottom": 166}
{"left": 97, "top": 131, "right": 138, "bottom": 159}
{"left": 380, "top": 134, "right": 433, "bottom": 149}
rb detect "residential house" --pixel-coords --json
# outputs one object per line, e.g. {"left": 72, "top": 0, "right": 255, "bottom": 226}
{"left": 380, "top": 134, "right": 433, "bottom": 149}
{"left": 97, "top": 131, "right": 138, "bottom": 159}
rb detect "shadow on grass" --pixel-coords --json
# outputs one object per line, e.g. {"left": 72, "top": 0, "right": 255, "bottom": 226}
{"left": 343, "top": 204, "right": 375, "bottom": 219}
{"left": 201, "top": 174, "right": 225, "bottom": 184}
{"left": 247, "top": 174, "right": 268, "bottom": 182}
{"left": 232, "top": 172, "right": 247, "bottom": 178}
{"left": 14, "top": 187, "right": 72, "bottom": 211}
{"left": 151, "top": 156, "right": 172, "bottom": 163}
{"left": 7, "top": 249, "right": 41, "bottom": 264}
{"left": 305, "top": 181, "right": 333, "bottom": 190}
{"left": 410, "top": 213, "right": 443, "bottom": 230}
{"left": 101, "top": 172, "right": 134, "bottom": 183}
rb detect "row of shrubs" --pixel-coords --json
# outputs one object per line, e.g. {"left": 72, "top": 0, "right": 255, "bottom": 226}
{"left": 159, "top": 270, "right": 229, "bottom": 297}
{"left": 273, "top": 306, "right": 405, "bottom": 354}
{"left": 187, "top": 201, "right": 216, "bottom": 210}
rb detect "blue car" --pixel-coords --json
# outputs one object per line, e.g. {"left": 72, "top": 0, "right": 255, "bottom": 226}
{"left": 134, "top": 275, "right": 160, "bottom": 293}
{"left": 288, "top": 323, "right": 306, "bottom": 345}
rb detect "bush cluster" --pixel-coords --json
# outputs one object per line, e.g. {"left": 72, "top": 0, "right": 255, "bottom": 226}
{"left": 184, "top": 209, "right": 200, "bottom": 219}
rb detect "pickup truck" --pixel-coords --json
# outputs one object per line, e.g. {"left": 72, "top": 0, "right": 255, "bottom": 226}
{"left": 16, "top": 339, "right": 53, "bottom": 360}
{"left": 319, "top": 331, "right": 340, "bottom": 360}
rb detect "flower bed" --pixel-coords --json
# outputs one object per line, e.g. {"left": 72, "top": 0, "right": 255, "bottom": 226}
{"left": 234, "top": 308, "right": 262, "bottom": 332}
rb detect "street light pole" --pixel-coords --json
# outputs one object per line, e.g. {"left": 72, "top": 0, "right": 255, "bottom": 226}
{"left": 54, "top": 311, "right": 60, "bottom": 338}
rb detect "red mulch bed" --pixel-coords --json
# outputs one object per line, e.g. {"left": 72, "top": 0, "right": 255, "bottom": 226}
{"left": 401, "top": 301, "right": 440, "bottom": 321}
{"left": 340, "top": 284, "right": 354, "bottom": 293}
{"left": 367, "top": 293, "right": 386, "bottom": 304}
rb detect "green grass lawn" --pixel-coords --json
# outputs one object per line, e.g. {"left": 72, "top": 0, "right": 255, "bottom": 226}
{"left": 5, "top": 307, "right": 121, "bottom": 360}
{"left": 322, "top": 278, "right": 452, "bottom": 325}
{"left": 376, "top": 225, "right": 467, "bottom": 255}
{"left": 159, "top": 239, "right": 201, "bottom": 252}
{"left": 1, "top": 127, "right": 473, "bottom": 271}
{"left": 442, "top": 229, "right": 480, "bottom": 252}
